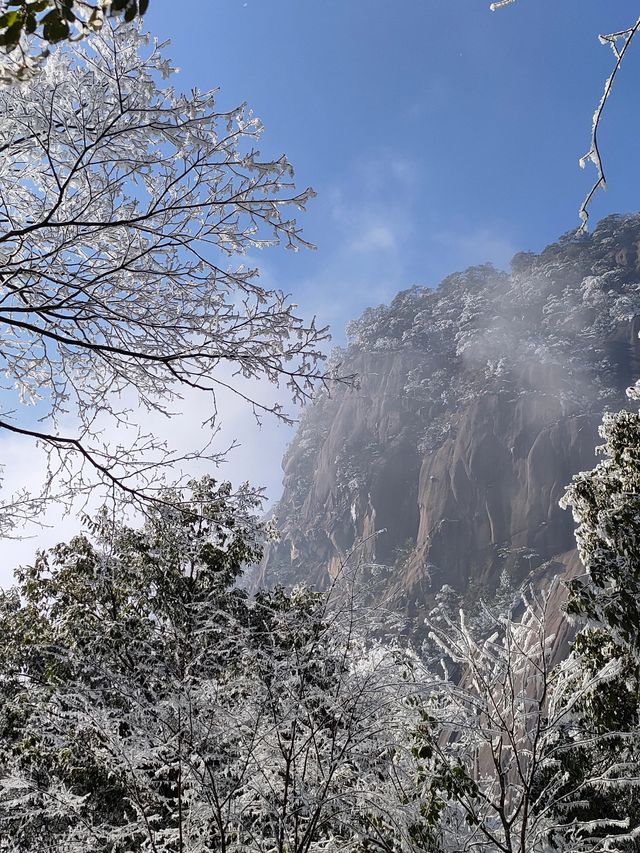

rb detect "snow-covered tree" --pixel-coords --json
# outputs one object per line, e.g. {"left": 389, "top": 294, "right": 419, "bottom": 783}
{"left": 555, "top": 398, "right": 640, "bottom": 849}
{"left": 0, "top": 22, "right": 330, "bottom": 529}
{"left": 544, "top": 633, "right": 640, "bottom": 852}
{"left": 421, "top": 580, "right": 635, "bottom": 853}
{"left": 563, "top": 402, "right": 640, "bottom": 656}
{"left": 0, "top": 476, "right": 264, "bottom": 851}
{"left": 0, "top": 0, "right": 149, "bottom": 80}
{"left": 0, "top": 480, "right": 441, "bottom": 853}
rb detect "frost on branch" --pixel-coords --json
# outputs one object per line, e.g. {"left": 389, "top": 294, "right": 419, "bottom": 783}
{"left": 0, "top": 483, "right": 441, "bottom": 852}
{"left": 422, "top": 580, "right": 640, "bottom": 852}
{"left": 490, "top": 1, "right": 640, "bottom": 230}
{"left": 0, "top": 23, "right": 333, "bottom": 524}
{"left": 578, "top": 18, "right": 640, "bottom": 231}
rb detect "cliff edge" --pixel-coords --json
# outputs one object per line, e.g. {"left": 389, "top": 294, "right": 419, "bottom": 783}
{"left": 262, "top": 215, "right": 640, "bottom": 619}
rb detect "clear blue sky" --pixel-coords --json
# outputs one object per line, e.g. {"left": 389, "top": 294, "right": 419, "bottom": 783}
{"left": 139, "top": 0, "right": 640, "bottom": 500}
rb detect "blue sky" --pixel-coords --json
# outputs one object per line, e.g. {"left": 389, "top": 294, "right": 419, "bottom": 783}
{"left": 146, "top": 0, "right": 640, "bottom": 321}
{"left": 142, "top": 0, "right": 640, "bottom": 500}
{"left": 4, "top": 0, "right": 640, "bottom": 574}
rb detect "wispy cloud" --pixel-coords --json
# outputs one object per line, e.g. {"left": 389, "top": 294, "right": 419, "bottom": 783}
{"left": 291, "top": 150, "right": 428, "bottom": 338}
{"left": 0, "top": 367, "right": 298, "bottom": 587}
{"left": 432, "top": 226, "right": 516, "bottom": 270}
{"left": 350, "top": 223, "right": 399, "bottom": 253}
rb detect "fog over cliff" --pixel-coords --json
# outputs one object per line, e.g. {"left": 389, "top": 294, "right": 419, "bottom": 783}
{"left": 259, "top": 214, "right": 640, "bottom": 622}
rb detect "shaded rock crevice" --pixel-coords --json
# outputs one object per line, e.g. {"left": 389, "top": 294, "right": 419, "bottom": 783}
{"left": 262, "top": 215, "right": 640, "bottom": 615}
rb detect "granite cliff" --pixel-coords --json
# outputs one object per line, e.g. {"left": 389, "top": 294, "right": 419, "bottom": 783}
{"left": 262, "top": 215, "right": 640, "bottom": 620}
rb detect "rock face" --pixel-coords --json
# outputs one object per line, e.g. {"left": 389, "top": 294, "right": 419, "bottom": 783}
{"left": 262, "top": 215, "right": 640, "bottom": 618}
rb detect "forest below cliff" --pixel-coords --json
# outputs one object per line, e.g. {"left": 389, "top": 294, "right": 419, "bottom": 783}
{"left": 6, "top": 210, "right": 640, "bottom": 851}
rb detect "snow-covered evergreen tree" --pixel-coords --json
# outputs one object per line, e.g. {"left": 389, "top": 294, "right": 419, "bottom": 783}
{"left": 553, "top": 398, "right": 640, "bottom": 850}
{"left": 0, "top": 479, "right": 442, "bottom": 853}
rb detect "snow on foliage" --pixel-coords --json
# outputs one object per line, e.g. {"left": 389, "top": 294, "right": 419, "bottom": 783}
{"left": 1, "top": 476, "right": 640, "bottom": 850}
{"left": 421, "top": 579, "right": 640, "bottom": 852}
{"left": 285, "top": 214, "right": 640, "bottom": 519}
{"left": 347, "top": 223, "right": 640, "bottom": 418}
{"left": 0, "top": 479, "right": 447, "bottom": 853}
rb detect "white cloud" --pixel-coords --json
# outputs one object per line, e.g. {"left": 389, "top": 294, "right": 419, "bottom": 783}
{"left": 350, "top": 223, "right": 398, "bottom": 253}
{"left": 0, "top": 368, "right": 298, "bottom": 588}
{"left": 306, "top": 152, "right": 423, "bottom": 330}
{"left": 351, "top": 152, "right": 422, "bottom": 195}
{"left": 0, "top": 437, "right": 80, "bottom": 586}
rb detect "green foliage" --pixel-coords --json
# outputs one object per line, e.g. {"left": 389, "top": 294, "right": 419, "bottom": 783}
{"left": 407, "top": 707, "right": 477, "bottom": 842}
{"left": 0, "top": 0, "right": 148, "bottom": 50}
{"left": 571, "top": 631, "right": 640, "bottom": 733}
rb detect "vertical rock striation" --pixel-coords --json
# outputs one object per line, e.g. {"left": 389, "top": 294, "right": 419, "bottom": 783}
{"left": 262, "top": 215, "right": 640, "bottom": 617}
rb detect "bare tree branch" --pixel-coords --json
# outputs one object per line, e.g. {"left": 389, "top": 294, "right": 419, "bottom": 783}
{"left": 0, "top": 23, "right": 350, "bottom": 530}
{"left": 490, "top": 2, "right": 640, "bottom": 230}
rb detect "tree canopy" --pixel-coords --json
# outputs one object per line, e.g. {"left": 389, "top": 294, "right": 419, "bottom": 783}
{"left": 0, "top": 1, "right": 149, "bottom": 77}
{"left": 0, "top": 21, "right": 332, "bottom": 530}
{"left": 0, "top": 479, "right": 449, "bottom": 853}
